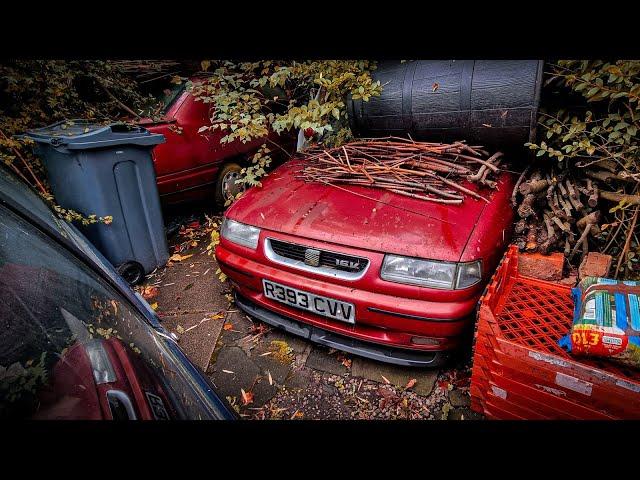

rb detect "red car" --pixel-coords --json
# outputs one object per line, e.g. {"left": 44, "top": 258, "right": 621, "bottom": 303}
{"left": 139, "top": 78, "right": 293, "bottom": 207}
{"left": 215, "top": 158, "right": 515, "bottom": 367}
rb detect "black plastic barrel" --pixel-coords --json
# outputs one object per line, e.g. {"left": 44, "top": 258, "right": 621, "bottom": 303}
{"left": 347, "top": 60, "right": 544, "bottom": 149}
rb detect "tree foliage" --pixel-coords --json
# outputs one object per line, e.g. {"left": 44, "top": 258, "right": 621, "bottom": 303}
{"left": 0, "top": 60, "right": 156, "bottom": 224}
{"left": 527, "top": 60, "right": 640, "bottom": 181}
{"left": 184, "top": 60, "right": 383, "bottom": 199}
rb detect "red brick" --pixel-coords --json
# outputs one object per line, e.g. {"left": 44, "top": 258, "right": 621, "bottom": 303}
{"left": 579, "top": 252, "right": 612, "bottom": 280}
{"left": 517, "top": 251, "right": 565, "bottom": 281}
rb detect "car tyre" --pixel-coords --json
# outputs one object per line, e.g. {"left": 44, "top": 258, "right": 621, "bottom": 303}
{"left": 214, "top": 162, "right": 244, "bottom": 209}
{"left": 117, "top": 261, "right": 145, "bottom": 285}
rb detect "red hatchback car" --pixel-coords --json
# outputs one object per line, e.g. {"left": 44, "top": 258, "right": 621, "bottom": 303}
{"left": 139, "top": 78, "right": 293, "bottom": 207}
{"left": 216, "top": 158, "right": 515, "bottom": 367}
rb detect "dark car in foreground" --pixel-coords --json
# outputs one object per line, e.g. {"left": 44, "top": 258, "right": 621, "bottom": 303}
{"left": 216, "top": 158, "right": 515, "bottom": 367}
{"left": 0, "top": 166, "right": 235, "bottom": 420}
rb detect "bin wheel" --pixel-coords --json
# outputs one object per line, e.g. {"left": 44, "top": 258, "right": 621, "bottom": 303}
{"left": 214, "top": 162, "right": 245, "bottom": 208}
{"left": 117, "top": 262, "right": 145, "bottom": 285}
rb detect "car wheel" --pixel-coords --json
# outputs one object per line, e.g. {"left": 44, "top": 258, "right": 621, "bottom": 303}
{"left": 214, "top": 162, "right": 245, "bottom": 208}
{"left": 117, "top": 261, "right": 145, "bottom": 285}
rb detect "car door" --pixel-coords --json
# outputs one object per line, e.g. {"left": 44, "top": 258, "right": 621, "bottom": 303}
{"left": 170, "top": 88, "right": 232, "bottom": 191}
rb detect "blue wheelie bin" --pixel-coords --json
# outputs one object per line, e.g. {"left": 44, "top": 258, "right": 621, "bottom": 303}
{"left": 25, "top": 120, "right": 168, "bottom": 284}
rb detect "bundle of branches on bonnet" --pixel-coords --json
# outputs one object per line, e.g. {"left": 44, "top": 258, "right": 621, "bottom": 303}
{"left": 514, "top": 60, "right": 640, "bottom": 280}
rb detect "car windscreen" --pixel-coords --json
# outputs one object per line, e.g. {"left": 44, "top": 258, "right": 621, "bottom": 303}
{"left": 0, "top": 204, "right": 225, "bottom": 420}
{"left": 160, "top": 83, "right": 186, "bottom": 113}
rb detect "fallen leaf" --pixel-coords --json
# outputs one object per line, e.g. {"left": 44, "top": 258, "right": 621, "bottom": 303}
{"left": 341, "top": 358, "right": 352, "bottom": 369}
{"left": 169, "top": 253, "right": 193, "bottom": 262}
{"left": 223, "top": 323, "right": 233, "bottom": 331}
{"left": 377, "top": 386, "right": 396, "bottom": 399}
{"left": 405, "top": 378, "right": 417, "bottom": 389}
{"left": 241, "top": 388, "right": 254, "bottom": 406}
{"left": 267, "top": 371, "right": 273, "bottom": 386}
{"left": 222, "top": 369, "right": 235, "bottom": 374}
{"left": 432, "top": 82, "right": 439, "bottom": 92}
{"left": 141, "top": 286, "right": 158, "bottom": 300}
{"left": 175, "top": 325, "right": 185, "bottom": 334}
{"left": 150, "top": 302, "right": 158, "bottom": 311}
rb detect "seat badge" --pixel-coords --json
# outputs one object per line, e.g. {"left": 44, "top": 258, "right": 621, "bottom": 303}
{"left": 304, "top": 248, "right": 321, "bottom": 267}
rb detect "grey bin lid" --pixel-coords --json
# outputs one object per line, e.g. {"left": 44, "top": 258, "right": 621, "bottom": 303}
{"left": 26, "top": 119, "right": 165, "bottom": 150}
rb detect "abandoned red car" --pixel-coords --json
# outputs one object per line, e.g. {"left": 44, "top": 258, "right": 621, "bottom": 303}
{"left": 139, "top": 79, "right": 292, "bottom": 207}
{"left": 215, "top": 158, "right": 516, "bottom": 367}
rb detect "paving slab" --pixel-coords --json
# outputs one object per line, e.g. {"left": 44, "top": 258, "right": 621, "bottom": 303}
{"left": 351, "top": 357, "right": 438, "bottom": 396}
{"left": 209, "top": 346, "right": 263, "bottom": 401}
{"left": 448, "top": 388, "right": 471, "bottom": 408}
{"left": 250, "top": 349, "right": 293, "bottom": 385}
{"left": 222, "top": 310, "right": 258, "bottom": 344}
{"left": 160, "top": 313, "right": 224, "bottom": 372}
{"left": 153, "top": 262, "right": 226, "bottom": 315}
{"left": 305, "top": 346, "right": 348, "bottom": 376}
{"left": 284, "top": 368, "right": 314, "bottom": 391}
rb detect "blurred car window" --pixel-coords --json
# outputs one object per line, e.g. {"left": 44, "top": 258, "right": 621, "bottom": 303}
{"left": 0, "top": 204, "right": 220, "bottom": 419}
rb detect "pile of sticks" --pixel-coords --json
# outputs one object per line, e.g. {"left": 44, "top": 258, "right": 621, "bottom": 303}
{"left": 298, "top": 138, "right": 503, "bottom": 205}
{"left": 512, "top": 164, "right": 640, "bottom": 276}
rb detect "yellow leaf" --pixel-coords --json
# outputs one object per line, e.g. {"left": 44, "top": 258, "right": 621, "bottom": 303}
{"left": 201, "top": 60, "right": 211, "bottom": 71}
{"left": 169, "top": 253, "right": 193, "bottom": 262}
{"left": 150, "top": 302, "right": 158, "bottom": 310}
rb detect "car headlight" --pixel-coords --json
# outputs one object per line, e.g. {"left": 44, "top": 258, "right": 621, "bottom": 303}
{"left": 220, "top": 218, "right": 261, "bottom": 249}
{"left": 456, "top": 260, "right": 482, "bottom": 289}
{"left": 381, "top": 255, "right": 482, "bottom": 290}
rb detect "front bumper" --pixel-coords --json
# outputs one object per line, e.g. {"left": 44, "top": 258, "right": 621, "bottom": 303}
{"left": 234, "top": 292, "right": 448, "bottom": 367}
{"left": 217, "top": 243, "right": 479, "bottom": 363}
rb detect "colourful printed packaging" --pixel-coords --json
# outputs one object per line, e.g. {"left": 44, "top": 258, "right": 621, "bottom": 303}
{"left": 559, "top": 276, "right": 640, "bottom": 369}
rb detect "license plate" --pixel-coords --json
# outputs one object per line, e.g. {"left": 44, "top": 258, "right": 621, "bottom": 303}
{"left": 262, "top": 279, "right": 355, "bottom": 324}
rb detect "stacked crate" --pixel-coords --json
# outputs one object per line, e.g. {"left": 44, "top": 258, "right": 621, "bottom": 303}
{"left": 471, "top": 246, "right": 640, "bottom": 420}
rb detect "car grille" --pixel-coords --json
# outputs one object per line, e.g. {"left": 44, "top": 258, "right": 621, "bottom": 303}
{"left": 268, "top": 239, "right": 368, "bottom": 274}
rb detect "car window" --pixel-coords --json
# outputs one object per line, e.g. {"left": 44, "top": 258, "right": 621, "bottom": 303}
{"left": 160, "top": 84, "right": 186, "bottom": 113}
{"left": 0, "top": 205, "right": 222, "bottom": 420}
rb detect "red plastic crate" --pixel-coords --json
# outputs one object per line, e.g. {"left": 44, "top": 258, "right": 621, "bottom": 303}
{"left": 471, "top": 245, "right": 640, "bottom": 419}
{"left": 473, "top": 339, "right": 632, "bottom": 419}
{"left": 485, "top": 345, "right": 636, "bottom": 417}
